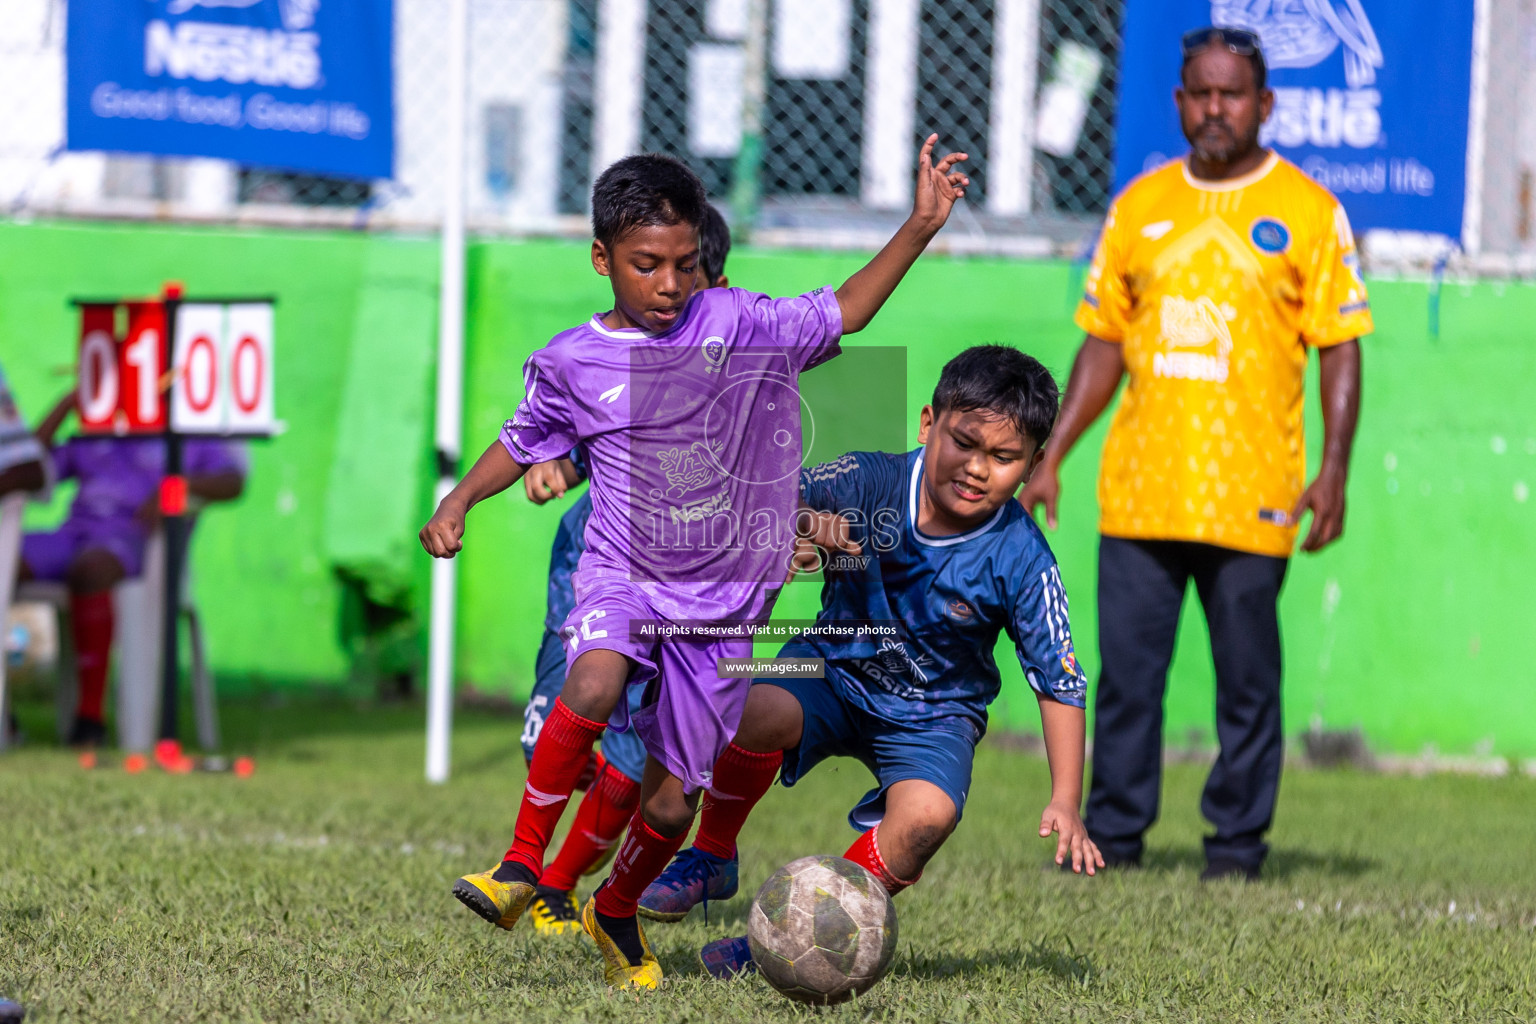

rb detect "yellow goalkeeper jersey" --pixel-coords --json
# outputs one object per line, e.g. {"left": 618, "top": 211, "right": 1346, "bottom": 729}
{"left": 1075, "top": 152, "right": 1373, "bottom": 557}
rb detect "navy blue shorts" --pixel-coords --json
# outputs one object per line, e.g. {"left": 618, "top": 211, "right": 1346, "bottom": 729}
{"left": 522, "top": 628, "right": 647, "bottom": 783}
{"left": 768, "top": 675, "right": 980, "bottom": 832}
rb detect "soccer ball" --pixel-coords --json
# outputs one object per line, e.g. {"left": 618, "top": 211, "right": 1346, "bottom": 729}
{"left": 746, "top": 855, "right": 898, "bottom": 1004}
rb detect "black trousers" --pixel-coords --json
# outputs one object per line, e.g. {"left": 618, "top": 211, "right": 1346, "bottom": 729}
{"left": 1084, "top": 536, "right": 1289, "bottom": 869}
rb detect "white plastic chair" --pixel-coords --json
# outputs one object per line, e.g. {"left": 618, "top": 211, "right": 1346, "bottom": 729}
{"left": 0, "top": 493, "right": 27, "bottom": 751}
{"left": 8, "top": 524, "right": 219, "bottom": 752}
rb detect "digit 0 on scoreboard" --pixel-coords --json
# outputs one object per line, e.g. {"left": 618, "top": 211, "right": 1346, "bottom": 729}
{"left": 224, "top": 303, "right": 274, "bottom": 432}
{"left": 76, "top": 302, "right": 168, "bottom": 434}
{"left": 171, "top": 303, "right": 225, "bottom": 432}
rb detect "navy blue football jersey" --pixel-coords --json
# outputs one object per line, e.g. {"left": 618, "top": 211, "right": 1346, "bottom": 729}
{"left": 791, "top": 448, "right": 1088, "bottom": 733}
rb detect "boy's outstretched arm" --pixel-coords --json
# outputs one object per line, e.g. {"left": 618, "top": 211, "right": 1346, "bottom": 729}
{"left": 420, "top": 441, "right": 528, "bottom": 558}
{"left": 834, "top": 135, "right": 969, "bottom": 334}
{"left": 1037, "top": 696, "right": 1105, "bottom": 875}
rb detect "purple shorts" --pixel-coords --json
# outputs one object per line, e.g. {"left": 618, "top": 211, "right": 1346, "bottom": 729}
{"left": 560, "top": 572, "right": 754, "bottom": 794}
{"left": 21, "top": 517, "right": 148, "bottom": 581}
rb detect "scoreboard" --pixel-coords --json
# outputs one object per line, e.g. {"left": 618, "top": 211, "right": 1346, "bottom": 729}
{"left": 69, "top": 285, "right": 277, "bottom": 752}
{"left": 76, "top": 295, "right": 275, "bottom": 437}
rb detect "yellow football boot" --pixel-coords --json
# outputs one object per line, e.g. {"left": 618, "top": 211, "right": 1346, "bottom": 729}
{"left": 581, "top": 896, "right": 662, "bottom": 991}
{"left": 528, "top": 888, "right": 585, "bottom": 937}
{"left": 452, "top": 867, "right": 534, "bottom": 930}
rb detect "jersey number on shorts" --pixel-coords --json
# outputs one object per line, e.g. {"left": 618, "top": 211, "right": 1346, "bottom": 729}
{"left": 566, "top": 609, "right": 609, "bottom": 652}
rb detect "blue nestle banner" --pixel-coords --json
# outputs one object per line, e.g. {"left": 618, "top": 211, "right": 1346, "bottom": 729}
{"left": 66, "top": 0, "right": 393, "bottom": 180}
{"left": 1114, "top": 0, "right": 1475, "bottom": 238}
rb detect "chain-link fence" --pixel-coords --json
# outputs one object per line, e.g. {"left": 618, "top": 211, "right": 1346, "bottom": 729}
{"left": 3, "top": 0, "right": 1535, "bottom": 264}
{"left": 1, "top": 0, "right": 1126, "bottom": 248}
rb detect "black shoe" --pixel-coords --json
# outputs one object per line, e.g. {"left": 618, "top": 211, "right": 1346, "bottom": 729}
{"left": 1200, "top": 859, "right": 1261, "bottom": 883}
{"left": 0, "top": 994, "right": 25, "bottom": 1023}
{"left": 66, "top": 716, "right": 107, "bottom": 748}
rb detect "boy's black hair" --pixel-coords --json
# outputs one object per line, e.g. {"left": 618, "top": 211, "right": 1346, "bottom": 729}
{"left": 700, "top": 203, "right": 731, "bottom": 287}
{"left": 591, "top": 154, "right": 709, "bottom": 249}
{"left": 931, "top": 344, "right": 1060, "bottom": 448}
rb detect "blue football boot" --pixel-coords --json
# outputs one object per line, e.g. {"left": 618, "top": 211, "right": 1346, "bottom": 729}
{"left": 636, "top": 846, "right": 738, "bottom": 922}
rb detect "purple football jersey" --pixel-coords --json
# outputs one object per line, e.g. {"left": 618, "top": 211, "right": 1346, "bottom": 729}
{"left": 501, "top": 286, "right": 842, "bottom": 624}
{"left": 53, "top": 436, "right": 247, "bottom": 523}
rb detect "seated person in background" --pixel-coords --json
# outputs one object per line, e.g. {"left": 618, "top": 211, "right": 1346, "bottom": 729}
{"left": 16, "top": 390, "right": 246, "bottom": 746}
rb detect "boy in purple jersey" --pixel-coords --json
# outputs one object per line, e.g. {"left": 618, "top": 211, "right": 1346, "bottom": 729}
{"left": 623, "top": 347, "right": 1103, "bottom": 977}
{"left": 515, "top": 204, "right": 733, "bottom": 938}
{"left": 421, "top": 138, "right": 969, "bottom": 989}
{"left": 16, "top": 390, "right": 245, "bottom": 746}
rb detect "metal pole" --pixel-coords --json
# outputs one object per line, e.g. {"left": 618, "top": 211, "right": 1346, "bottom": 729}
{"left": 989, "top": 0, "right": 1042, "bottom": 217}
{"left": 158, "top": 291, "right": 184, "bottom": 744}
{"left": 730, "top": 0, "right": 768, "bottom": 242}
{"left": 592, "top": 0, "right": 649, "bottom": 178}
{"left": 860, "top": 0, "right": 921, "bottom": 210}
{"left": 1461, "top": 0, "right": 1492, "bottom": 255}
{"left": 426, "top": 0, "right": 470, "bottom": 784}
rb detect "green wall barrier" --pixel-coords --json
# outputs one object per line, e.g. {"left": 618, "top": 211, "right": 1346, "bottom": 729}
{"left": 0, "top": 220, "right": 441, "bottom": 687}
{"left": 3, "top": 221, "right": 1533, "bottom": 756}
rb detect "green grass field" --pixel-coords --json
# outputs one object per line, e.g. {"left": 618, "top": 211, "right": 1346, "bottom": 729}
{"left": 2, "top": 697, "right": 1533, "bottom": 1023}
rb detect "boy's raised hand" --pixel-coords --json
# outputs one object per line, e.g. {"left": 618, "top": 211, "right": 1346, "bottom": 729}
{"left": 1040, "top": 799, "right": 1105, "bottom": 876}
{"left": 910, "top": 134, "right": 969, "bottom": 236}
{"left": 833, "top": 134, "right": 969, "bottom": 334}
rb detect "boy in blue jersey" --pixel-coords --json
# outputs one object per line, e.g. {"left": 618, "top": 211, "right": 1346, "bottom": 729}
{"left": 634, "top": 345, "right": 1105, "bottom": 973}
{"left": 514, "top": 205, "right": 733, "bottom": 937}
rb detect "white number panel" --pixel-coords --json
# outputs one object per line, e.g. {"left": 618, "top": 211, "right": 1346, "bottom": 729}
{"left": 169, "top": 301, "right": 276, "bottom": 435}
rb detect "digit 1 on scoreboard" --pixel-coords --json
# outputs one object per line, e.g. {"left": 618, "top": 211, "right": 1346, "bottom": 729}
{"left": 122, "top": 302, "right": 168, "bottom": 431}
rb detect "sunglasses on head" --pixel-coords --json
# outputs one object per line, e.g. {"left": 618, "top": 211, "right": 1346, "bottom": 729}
{"left": 1180, "top": 26, "right": 1261, "bottom": 58}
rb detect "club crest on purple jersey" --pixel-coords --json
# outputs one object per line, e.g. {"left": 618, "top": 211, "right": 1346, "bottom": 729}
{"left": 701, "top": 335, "right": 727, "bottom": 373}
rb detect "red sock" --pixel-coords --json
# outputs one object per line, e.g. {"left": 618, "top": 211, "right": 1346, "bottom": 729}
{"left": 539, "top": 757, "right": 642, "bottom": 891}
{"left": 70, "top": 591, "right": 114, "bottom": 722}
{"left": 844, "top": 824, "right": 921, "bottom": 896}
{"left": 692, "top": 743, "right": 782, "bottom": 860}
{"left": 592, "top": 811, "right": 689, "bottom": 917}
{"left": 502, "top": 698, "right": 605, "bottom": 876}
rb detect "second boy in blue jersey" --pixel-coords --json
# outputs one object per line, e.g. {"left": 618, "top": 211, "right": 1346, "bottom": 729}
{"left": 635, "top": 345, "right": 1104, "bottom": 973}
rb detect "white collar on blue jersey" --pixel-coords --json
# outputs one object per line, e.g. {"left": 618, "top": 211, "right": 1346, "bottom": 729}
{"left": 908, "top": 450, "right": 1010, "bottom": 547}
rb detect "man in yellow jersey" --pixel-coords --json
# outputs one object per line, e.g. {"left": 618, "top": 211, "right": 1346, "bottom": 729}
{"left": 1019, "top": 27, "right": 1367, "bottom": 881}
